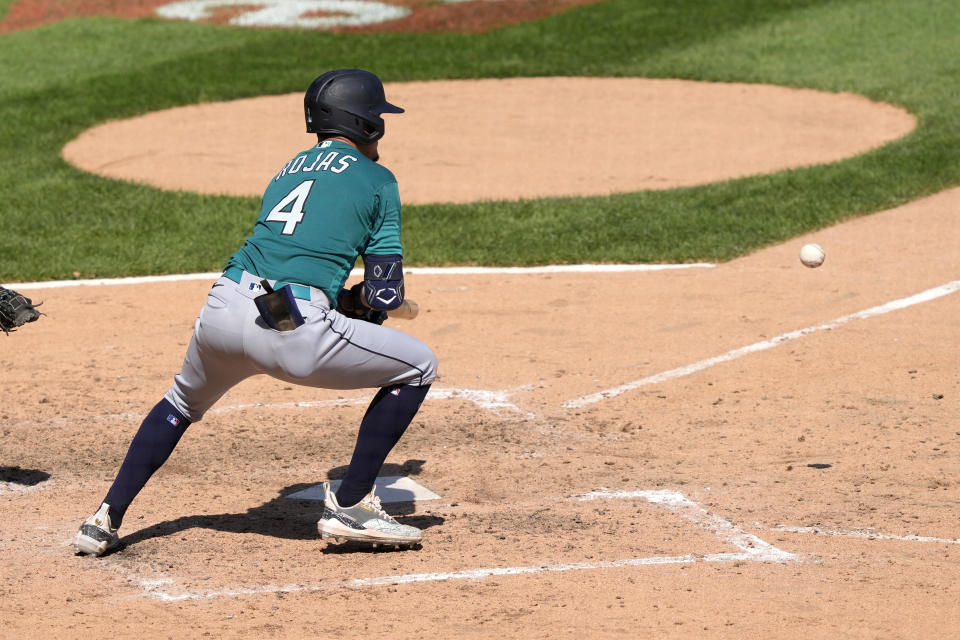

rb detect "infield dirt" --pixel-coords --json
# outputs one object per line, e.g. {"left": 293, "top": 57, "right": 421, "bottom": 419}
{"left": 2, "top": 79, "right": 958, "bottom": 638}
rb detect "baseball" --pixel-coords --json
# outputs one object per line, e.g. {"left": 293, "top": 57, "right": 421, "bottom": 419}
{"left": 799, "top": 243, "right": 825, "bottom": 268}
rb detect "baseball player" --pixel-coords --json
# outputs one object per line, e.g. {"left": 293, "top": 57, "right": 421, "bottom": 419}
{"left": 74, "top": 69, "right": 437, "bottom": 556}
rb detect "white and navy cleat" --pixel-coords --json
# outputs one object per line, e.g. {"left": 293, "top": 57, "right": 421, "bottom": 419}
{"left": 74, "top": 503, "right": 121, "bottom": 557}
{"left": 317, "top": 482, "right": 421, "bottom": 549}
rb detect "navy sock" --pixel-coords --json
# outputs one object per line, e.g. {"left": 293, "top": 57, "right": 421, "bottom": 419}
{"left": 335, "top": 384, "right": 431, "bottom": 508}
{"left": 103, "top": 398, "right": 190, "bottom": 528}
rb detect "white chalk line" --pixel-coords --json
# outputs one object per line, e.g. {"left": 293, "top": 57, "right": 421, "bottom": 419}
{"left": 425, "top": 385, "right": 538, "bottom": 417}
{"left": 564, "top": 279, "right": 960, "bottom": 408}
{"left": 769, "top": 525, "right": 960, "bottom": 545}
{"left": 577, "top": 489, "right": 794, "bottom": 560}
{"left": 92, "top": 385, "right": 538, "bottom": 424}
{"left": 7, "top": 263, "right": 714, "bottom": 291}
{"left": 134, "top": 552, "right": 766, "bottom": 602}
{"left": 125, "top": 488, "right": 793, "bottom": 602}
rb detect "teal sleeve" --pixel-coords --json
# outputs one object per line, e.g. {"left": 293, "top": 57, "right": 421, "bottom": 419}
{"left": 365, "top": 180, "right": 403, "bottom": 257}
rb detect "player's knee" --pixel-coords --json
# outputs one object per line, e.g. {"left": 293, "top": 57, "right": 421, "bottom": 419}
{"left": 418, "top": 345, "right": 438, "bottom": 386}
{"left": 163, "top": 387, "right": 203, "bottom": 423}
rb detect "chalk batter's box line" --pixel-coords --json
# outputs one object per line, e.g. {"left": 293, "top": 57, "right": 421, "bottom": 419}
{"left": 88, "top": 384, "right": 540, "bottom": 425}
{"left": 122, "top": 488, "right": 795, "bottom": 602}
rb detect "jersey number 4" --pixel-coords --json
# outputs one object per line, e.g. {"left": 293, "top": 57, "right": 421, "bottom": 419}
{"left": 265, "top": 180, "right": 314, "bottom": 235}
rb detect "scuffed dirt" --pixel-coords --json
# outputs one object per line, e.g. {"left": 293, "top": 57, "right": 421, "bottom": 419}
{"left": 2, "top": 186, "right": 959, "bottom": 638}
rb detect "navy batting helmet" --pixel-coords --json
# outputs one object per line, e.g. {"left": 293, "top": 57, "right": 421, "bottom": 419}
{"left": 304, "top": 69, "right": 403, "bottom": 145}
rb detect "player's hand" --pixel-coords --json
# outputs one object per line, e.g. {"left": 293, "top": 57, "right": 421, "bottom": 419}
{"left": 336, "top": 286, "right": 359, "bottom": 314}
{"left": 337, "top": 285, "right": 386, "bottom": 325}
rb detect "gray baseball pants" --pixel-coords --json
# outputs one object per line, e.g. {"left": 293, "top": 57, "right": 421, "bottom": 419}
{"left": 164, "top": 271, "right": 437, "bottom": 422}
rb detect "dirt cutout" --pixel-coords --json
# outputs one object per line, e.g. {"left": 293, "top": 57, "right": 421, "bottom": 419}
{"left": 63, "top": 77, "right": 916, "bottom": 204}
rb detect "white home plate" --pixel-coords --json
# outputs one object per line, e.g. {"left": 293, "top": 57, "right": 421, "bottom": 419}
{"left": 286, "top": 476, "right": 441, "bottom": 503}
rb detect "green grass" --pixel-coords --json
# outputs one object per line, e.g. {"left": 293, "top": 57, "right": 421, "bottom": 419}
{"left": 1, "top": 0, "right": 959, "bottom": 280}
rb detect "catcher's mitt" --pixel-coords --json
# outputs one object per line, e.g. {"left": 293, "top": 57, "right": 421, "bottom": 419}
{"left": 0, "top": 286, "right": 43, "bottom": 334}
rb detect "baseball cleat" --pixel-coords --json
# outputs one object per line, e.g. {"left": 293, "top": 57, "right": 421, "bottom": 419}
{"left": 317, "top": 482, "right": 421, "bottom": 547}
{"left": 74, "top": 503, "right": 121, "bottom": 557}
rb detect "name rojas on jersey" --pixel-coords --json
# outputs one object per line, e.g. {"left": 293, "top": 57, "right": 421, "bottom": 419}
{"left": 273, "top": 147, "right": 358, "bottom": 182}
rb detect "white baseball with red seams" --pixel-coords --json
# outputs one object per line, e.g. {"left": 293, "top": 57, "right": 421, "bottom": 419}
{"left": 800, "top": 243, "right": 825, "bottom": 268}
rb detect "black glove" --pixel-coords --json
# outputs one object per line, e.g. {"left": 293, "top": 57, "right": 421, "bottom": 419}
{"left": 336, "top": 284, "right": 387, "bottom": 325}
{"left": 0, "top": 286, "right": 43, "bottom": 334}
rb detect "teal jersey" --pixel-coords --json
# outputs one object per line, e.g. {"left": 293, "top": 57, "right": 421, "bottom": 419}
{"left": 225, "top": 140, "right": 403, "bottom": 304}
